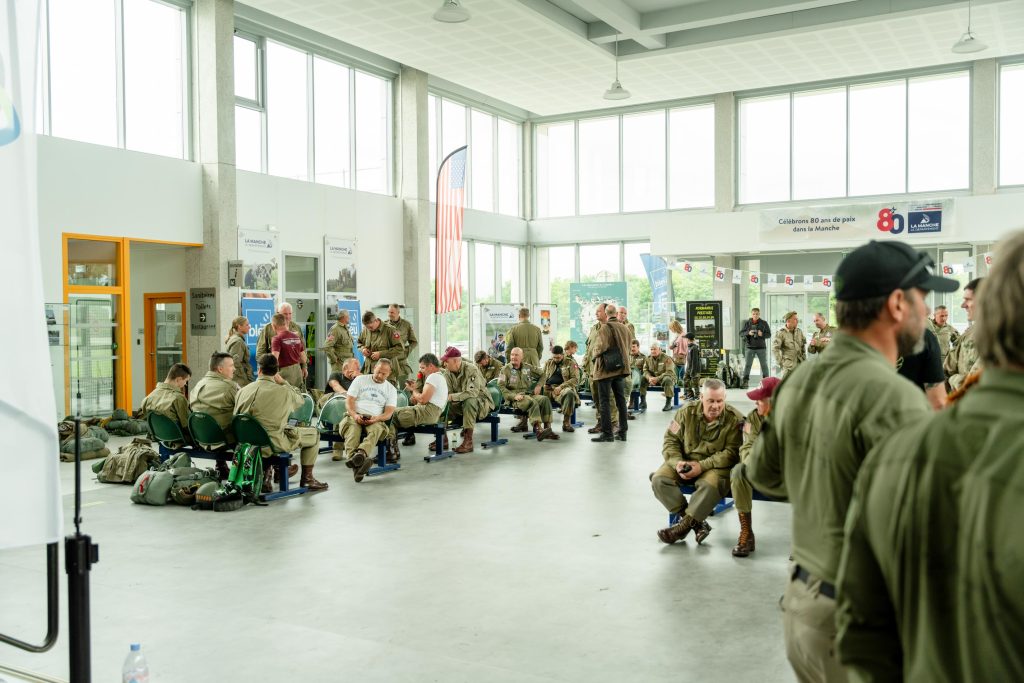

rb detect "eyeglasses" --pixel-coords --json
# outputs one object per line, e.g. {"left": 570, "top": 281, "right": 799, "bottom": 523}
{"left": 897, "top": 252, "right": 935, "bottom": 290}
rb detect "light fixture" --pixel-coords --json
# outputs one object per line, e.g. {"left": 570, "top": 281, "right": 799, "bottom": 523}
{"left": 603, "top": 34, "right": 631, "bottom": 101}
{"left": 951, "top": 0, "right": 987, "bottom": 54}
{"left": 433, "top": 0, "right": 470, "bottom": 23}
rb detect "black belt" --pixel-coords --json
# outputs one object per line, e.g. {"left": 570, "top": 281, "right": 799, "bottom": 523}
{"left": 793, "top": 565, "right": 836, "bottom": 600}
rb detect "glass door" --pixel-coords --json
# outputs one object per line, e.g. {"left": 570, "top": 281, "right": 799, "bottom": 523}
{"left": 144, "top": 293, "right": 186, "bottom": 394}
{"left": 285, "top": 254, "right": 320, "bottom": 391}
{"left": 68, "top": 295, "right": 120, "bottom": 417}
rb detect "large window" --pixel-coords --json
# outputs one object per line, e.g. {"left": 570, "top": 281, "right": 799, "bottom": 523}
{"left": 578, "top": 118, "right": 620, "bottom": 215}
{"left": 266, "top": 41, "right": 309, "bottom": 181}
{"left": 669, "top": 104, "right": 715, "bottom": 209}
{"left": 622, "top": 112, "right": 665, "bottom": 212}
{"left": 536, "top": 122, "right": 576, "bottom": 218}
{"left": 500, "top": 245, "right": 523, "bottom": 303}
{"left": 739, "top": 70, "right": 970, "bottom": 203}
{"left": 1000, "top": 62, "right": 1024, "bottom": 186}
{"left": 355, "top": 72, "right": 391, "bottom": 193}
{"left": 45, "top": 0, "right": 188, "bottom": 158}
{"left": 474, "top": 242, "right": 496, "bottom": 304}
{"left": 579, "top": 243, "right": 620, "bottom": 281}
{"left": 313, "top": 57, "right": 351, "bottom": 187}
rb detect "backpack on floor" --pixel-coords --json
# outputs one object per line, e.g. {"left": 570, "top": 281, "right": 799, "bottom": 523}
{"left": 131, "top": 470, "right": 175, "bottom": 506}
{"left": 226, "top": 444, "right": 265, "bottom": 506}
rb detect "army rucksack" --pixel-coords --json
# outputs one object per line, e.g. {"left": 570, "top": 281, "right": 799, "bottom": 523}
{"left": 226, "top": 444, "right": 265, "bottom": 505}
{"left": 97, "top": 438, "right": 159, "bottom": 484}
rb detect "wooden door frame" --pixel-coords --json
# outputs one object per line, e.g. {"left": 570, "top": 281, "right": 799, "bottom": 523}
{"left": 144, "top": 292, "right": 188, "bottom": 395}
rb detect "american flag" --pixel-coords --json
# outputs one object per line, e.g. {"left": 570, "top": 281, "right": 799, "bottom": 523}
{"left": 436, "top": 146, "right": 467, "bottom": 315}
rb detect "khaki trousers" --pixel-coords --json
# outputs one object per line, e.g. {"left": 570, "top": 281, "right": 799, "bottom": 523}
{"left": 651, "top": 462, "right": 730, "bottom": 521}
{"left": 281, "top": 426, "right": 319, "bottom": 466}
{"left": 392, "top": 403, "right": 442, "bottom": 431}
{"left": 450, "top": 397, "right": 488, "bottom": 430}
{"left": 509, "top": 395, "right": 553, "bottom": 424}
{"left": 280, "top": 364, "right": 304, "bottom": 390}
{"left": 339, "top": 416, "right": 389, "bottom": 458}
{"left": 781, "top": 572, "right": 848, "bottom": 683}
{"left": 732, "top": 452, "right": 754, "bottom": 514}
{"left": 651, "top": 373, "right": 676, "bottom": 397}
{"left": 545, "top": 387, "right": 578, "bottom": 414}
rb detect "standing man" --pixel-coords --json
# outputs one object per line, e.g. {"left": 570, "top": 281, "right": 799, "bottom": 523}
{"left": 652, "top": 379, "right": 743, "bottom": 545}
{"left": 772, "top": 311, "right": 806, "bottom": 379}
{"left": 505, "top": 307, "right": 544, "bottom": 366}
{"left": 682, "top": 333, "right": 701, "bottom": 400}
{"left": 498, "top": 348, "right": 559, "bottom": 441}
{"left": 536, "top": 345, "right": 580, "bottom": 433}
{"left": 357, "top": 311, "right": 404, "bottom": 383}
{"left": 474, "top": 350, "right": 504, "bottom": 383}
{"left": 338, "top": 359, "right": 397, "bottom": 483}
{"left": 269, "top": 313, "right": 306, "bottom": 390}
{"left": 897, "top": 328, "right": 947, "bottom": 410}
{"left": 256, "top": 302, "right": 307, "bottom": 378}
{"left": 618, "top": 307, "right": 636, "bottom": 340}
{"left": 234, "top": 354, "right": 327, "bottom": 492}
{"left": 807, "top": 311, "right": 836, "bottom": 356}
{"left": 224, "top": 316, "right": 253, "bottom": 387}
{"left": 927, "top": 304, "right": 959, "bottom": 363}
{"left": 141, "top": 363, "right": 192, "bottom": 444}
{"left": 944, "top": 278, "right": 983, "bottom": 391}
{"left": 729, "top": 376, "right": 780, "bottom": 558}
{"left": 583, "top": 310, "right": 606, "bottom": 434}
{"left": 629, "top": 340, "right": 648, "bottom": 411}
{"left": 739, "top": 308, "right": 771, "bottom": 388}
{"left": 189, "top": 352, "right": 240, "bottom": 443}
{"left": 743, "top": 240, "right": 957, "bottom": 682}
{"left": 386, "top": 303, "right": 418, "bottom": 387}
{"left": 322, "top": 309, "right": 354, "bottom": 374}
{"left": 836, "top": 233, "right": 1024, "bottom": 682}
{"left": 643, "top": 344, "right": 677, "bottom": 412}
{"left": 589, "top": 304, "right": 632, "bottom": 443}
{"left": 440, "top": 346, "right": 494, "bottom": 454}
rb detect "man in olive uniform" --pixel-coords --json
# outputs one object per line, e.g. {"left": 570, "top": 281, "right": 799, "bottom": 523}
{"left": 357, "top": 311, "right": 403, "bottom": 384}
{"left": 927, "top": 304, "right": 959, "bottom": 363}
{"left": 474, "top": 350, "right": 504, "bottom": 383}
{"left": 234, "top": 354, "right": 327, "bottom": 491}
{"left": 628, "top": 340, "right": 647, "bottom": 411}
{"left": 140, "top": 363, "right": 192, "bottom": 444}
{"left": 582, "top": 313, "right": 605, "bottom": 434}
{"left": 322, "top": 309, "right": 354, "bottom": 373}
{"left": 386, "top": 303, "right": 418, "bottom": 386}
{"left": 742, "top": 240, "right": 956, "bottom": 683}
{"left": 505, "top": 307, "right": 543, "bottom": 366}
{"left": 618, "top": 307, "right": 636, "bottom": 340}
{"left": 772, "top": 311, "right": 806, "bottom": 378}
{"left": 807, "top": 312, "right": 836, "bottom": 356}
{"left": 643, "top": 344, "right": 676, "bottom": 412}
{"left": 255, "top": 302, "right": 307, "bottom": 378}
{"left": 652, "top": 379, "right": 743, "bottom": 544}
{"left": 392, "top": 353, "right": 448, "bottom": 438}
{"left": 729, "top": 376, "right": 779, "bottom": 558}
{"left": 535, "top": 345, "right": 579, "bottom": 432}
{"left": 943, "top": 278, "right": 983, "bottom": 390}
{"left": 189, "top": 352, "right": 239, "bottom": 444}
{"left": 499, "top": 347, "right": 559, "bottom": 441}
{"left": 440, "top": 346, "right": 494, "bottom": 454}
{"left": 224, "top": 316, "right": 253, "bottom": 387}
{"left": 836, "top": 233, "right": 1024, "bottom": 683}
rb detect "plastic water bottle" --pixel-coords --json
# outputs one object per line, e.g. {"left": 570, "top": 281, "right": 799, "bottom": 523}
{"left": 122, "top": 643, "right": 150, "bottom": 683}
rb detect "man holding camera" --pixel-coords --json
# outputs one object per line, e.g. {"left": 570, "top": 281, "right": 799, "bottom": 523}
{"left": 739, "top": 307, "right": 772, "bottom": 389}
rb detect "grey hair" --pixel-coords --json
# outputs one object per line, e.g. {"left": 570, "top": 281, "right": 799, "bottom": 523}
{"left": 976, "top": 231, "right": 1024, "bottom": 369}
{"left": 701, "top": 378, "right": 726, "bottom": 394}
{"left": 374, "top": 358, "right": 393, "bottom": 369}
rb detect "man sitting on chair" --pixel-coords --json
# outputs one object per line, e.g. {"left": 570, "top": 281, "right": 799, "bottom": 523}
{"left": 320, "top": 358, "right": 361, "bottom": 407}
{"left": 536, "top": 345, "right": 580, "bottom": 433}
{"left": 234, "top": 354, "right": 327, "bottom": 492}
{"left": 189, "top": 352, "right": 239, "bottom": 445}
{"left": 338, "top": 358, "right": 398, "bottom": 483}
{"left": 393, "top": 353, "right": 448, "bottom": 447}
{"left": 141, "top": 362, "right": 192, "bottom": 445}
{"left": 498, "top": 347, "right": 560, "bottom": 441}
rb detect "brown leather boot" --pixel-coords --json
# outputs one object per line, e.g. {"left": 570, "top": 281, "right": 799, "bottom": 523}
{"left": 273, "top": 463, "right": 300, "bottom": 482}
{"left": 300, "top": 465, "right": 329, "bottom": 491}
{"left": 732, "top": 512, "right": 756, "bottom": 557}
{"left": 562, "top": 416, "right": 575, "bottom": 433}
{"left": 538, "top": 422, "right": 559, "bottom": 441}
{"left": 402, "top": 433, "right": 416, "bottom": 446}
{"left": 511, "top": 416, "right": 529, "bottom": 432}
{"left": 261, "top": 468, "right": 274, "bottom": 493}
{"left": 657, "top": 514, "right": 712, "bottom": 545}
{"left": 587, "top": 420, "right": 603, "bottom": 434}
{"left": 428, "top": 435, "right": 450, "bottom": 452}
{"left": 454, "top": 428, "right": 474, "bottom": 453}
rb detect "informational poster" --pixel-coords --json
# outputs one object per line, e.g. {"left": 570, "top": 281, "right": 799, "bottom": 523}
{"left": 241, "top": 294, "right": 275, "bottom": 369}
{"left": 189, "top": 287, "right": 216, "bottom": 336}
{"left": 533, "top": 304, "right": 557, "bottom": 355}
{"left": 336, "top": 299, "right": 364, "bottom": 369}
{"left": 568, "top": 282, "right": 627, "bottom": 346}
{"left": 238, "top": 229, "right": 280, "bottom": 293}
{"left": 478, "top": 304, "right": 518, "bottom": 361}
{"left": 324, "top": 237, "right": 357, "bottom": 300}
{"left": 686, "top": 300, "right": 723, "bottom": 351}
{"left": 760, "top": 199, "right": 953, "bottom": 243}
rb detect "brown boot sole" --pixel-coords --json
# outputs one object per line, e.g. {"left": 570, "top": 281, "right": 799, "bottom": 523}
{"left": 538, "top": 428, "right": 560, "bottom": 441}
{"left": 353, "top": 456, "right": 373, "bottom": 482}
{"left": 453, "top": 444, "right": 474, "bottom": 453}
{"left": 301, "top": 479, "right": 329, "bottom": 491}
{"left": 562, "top": 425, "right": 575, "bottom": 433}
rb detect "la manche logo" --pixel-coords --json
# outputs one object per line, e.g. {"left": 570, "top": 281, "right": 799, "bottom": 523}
{"left": 876, "top": 206, "right": 942, "bottom": 236}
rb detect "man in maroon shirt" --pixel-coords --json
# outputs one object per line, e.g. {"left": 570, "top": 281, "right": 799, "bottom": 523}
{"left": 270, "top": 313, "right": 306, "bottom": 389}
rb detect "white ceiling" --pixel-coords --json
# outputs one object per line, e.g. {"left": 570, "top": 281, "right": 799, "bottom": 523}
{"left": 240, "top": 0, "right": 1024, "bottom": 117}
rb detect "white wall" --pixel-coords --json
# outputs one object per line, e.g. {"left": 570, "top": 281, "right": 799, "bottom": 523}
{"left": 461, "top": 208, "right": 528, "bottom": 244}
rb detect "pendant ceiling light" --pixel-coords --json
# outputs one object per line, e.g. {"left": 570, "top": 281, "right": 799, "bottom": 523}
{"left": 951, "top": 0, "right": 987, "bottom": 54}
{"left": 603, "top": 35, "right": 631, "bottom": 101}
{"left": 434, "top": 0, "right": 470, "bottom": 23}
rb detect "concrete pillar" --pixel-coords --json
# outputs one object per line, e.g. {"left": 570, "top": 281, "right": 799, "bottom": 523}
{"left": 971, "top": 58, "right": 998, "bottom": 195}
{"left": 522, "top": 121, "right": 535, "bottom": 306}
{"left": 397, "top": 67, "right": 433, "bottom": 355}
{"left": 714, "top": 92, "right": 736, "bottom": 212}
{"left": 185, "top": 0, "right": 237, "bottom": 371}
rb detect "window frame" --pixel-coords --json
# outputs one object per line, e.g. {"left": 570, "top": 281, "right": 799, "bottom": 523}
{"left": 997, "top": 57, "right": 1024, "bottom": 189}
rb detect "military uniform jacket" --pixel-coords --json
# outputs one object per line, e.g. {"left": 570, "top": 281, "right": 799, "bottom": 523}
{"left": 444, "top": 361, "right": 493, "bottom": 410}
{"left": 582, "top": 323, "right": 602, "bottom": 373}
{"left": 387, "top": 318, "right": 418, "bottom": 361}
{"left": 661, "top": 401, "right": 743, "bottom": 473}
{"left": 943, "top": 324, "right": 978, "bottom": 390}
{"left": 357, "top": 325, "right": 403, "bottom": 372}
{"left": 623, "top": 321, "right": 636, "bottom": 340}
{"left": 746, "top": 332, "right": 930, "bottom": 585}
{"left": 256, "top": 322, "right": 306, "bottom": 368}
{"left": 140, "top": 382, "right": 190, "bottom": 430}
{"left": 189, "top": 372, "right": 239, "bottom": 431}
{"left": 738, "top": 408, "right": 764, "bottom": 462}
{"left": 590, "top": 319, "right": 632, "bottom": 381}
{"left": 322, "top": 322, "right": 354, "bottom": 367}
{"left": 629, "top": 352, "right": 647, "bottom": 373}
{"left": 505, "top": 321, "right": 543, "bottom": 365}
{"left": 837, "top": 368, "right": 1024, "bottom": 682}
{"left": 643, "top": 353, "right": 674, "bottom": 378}
{"left": 497, "top": 363, "right": 540, "bottom": 402}
{"left": 233, "top": 376, "right": 303, "bottom": 454}
{"left": 224, "top": 333, "right": 254, "bottom": 386}
{"left": 477, "top": 359, "right": 504, "bottom": 384}
{"left": 808, "top": 324, "right": 837, "bottom": 354}
{"left": 773, "top": 327, "right": 807, "bottom": 369}
{"left": 539, "top": 357, "right": 580, "bottom": 392}
{"left": 927, "top": 319, "right": 959, "bottom": 361}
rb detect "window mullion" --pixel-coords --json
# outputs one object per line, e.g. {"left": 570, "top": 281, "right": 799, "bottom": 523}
{"left": 348, "top": 68, "right": 356, "bottom": 188}
{"left": 664, "top": 108, "right": 670, "bottom": 210}
{"left": 306, "top": 52, "right": 315, "bottom": 183}
{"left": 114, "top": 0, "right": 126, "bottom": 149}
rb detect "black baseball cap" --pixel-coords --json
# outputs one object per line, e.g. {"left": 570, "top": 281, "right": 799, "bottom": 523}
{"left": 834, "top": 241, "right": 960, "bottom": 301}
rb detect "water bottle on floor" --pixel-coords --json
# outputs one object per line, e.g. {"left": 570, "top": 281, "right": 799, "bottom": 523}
{"left": 122, "top": 643, "right": 150, "bottom": 683}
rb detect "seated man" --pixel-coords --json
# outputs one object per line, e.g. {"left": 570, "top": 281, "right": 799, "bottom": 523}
{"left": 270, "top": 313, "right": 306, "bottom": 389}
{"left": 629, "top": 340, "right": 648, "bottom": 410}
{"left": 392, "top": 353, "right": 448, "bottom": 447}
{"left": 499, "top": 347, "right": 559, "bottom": 441}
{"left": 730, "top": 376, "right": 779, "bottom": 558}
{"left": 140, "top": 362, "right": 192, "bottom": 444}
{"left": 338, "top": 358, "right": 397, "bottom": 482}
{"left": 320, "top": 358, "right": 361, "bottom": 408}
{"left": 189, "top": 352, "right": 239, "bottom": 444}
{"left": 475, "top": 350, "right": 504, "bottom": 383}
{"left": 651, "top": 378, "right": 743, "bottom": 545}
{"left": 535, "top": 345, "right": 579, "bottom": 433}
{"left": 644, "top": 344, "right": 677, "bottom": 412}
{"left": 233, "top": 354, "right": 327, "bottom": 491}
{"left": 563, "top": 340, "right": 581, "bottom": 372}
{"left": 440, "top": 346, "right": 494, "bottom": 454}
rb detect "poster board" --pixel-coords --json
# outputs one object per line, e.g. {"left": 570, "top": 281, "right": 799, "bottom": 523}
{"left": 477, "top": 304, "right": 519, "bottom": 362}
{"left": 568, "top": 282, "right": 627, "bottom": 346}
{"left": 324, "top": 237, "right": 357, "bottom": 303}
{"left": 241, "top": 294, "right": 275, "bottom": 369}
{"left": 532, "top": 303, "right": 557, "bottom": 356}
{"left": 237, "top": 229, "right": 281, "bottom": 293}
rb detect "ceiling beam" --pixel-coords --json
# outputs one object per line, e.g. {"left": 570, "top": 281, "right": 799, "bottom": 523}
{"left": 513, "top": 0, "right": 591, "bottom": 41}
{"left": 572, "top": 0, "right": 667, "bottom": 50}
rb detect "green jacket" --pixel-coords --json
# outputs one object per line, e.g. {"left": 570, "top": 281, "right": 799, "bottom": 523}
{"left": 224, "top": 333, "right": 254, "bottom": 386}
{"left": 322, "top": 321, "right": 354, "bottom": 369}
{"left": 643, "top": 353, "right": 674, "bottom": 378}
{"left": 443, "top": 360, "right": 494, "bottom": 411}
{"left": 772, "top": 326, "right": 807, "bottom": 370}
{"left": 233, "top": 375, "right": 303, "bottom": 454}
{"left": 477, "top": 358, "right": 504, "bottom": 384}
{"left": 140, "top": 382, "right": 190, "bottom": 433}
{"left": 539, "top": 357, "right": 580, "bottom": 392}
{"left": 661, "top": 401, "right": 744, "bottom": 473}
{"left": 582, "top": 322, "right": 601, "bottom": 374}
{"left": 386, "top": 317, "right": 418, "bottom": 361}
{"left": 256, "top": 321, "right": 306, "bottom": 368}
{"left": 629, "top": 351, "right": 647, "bottom": 373}
{"left": 943, "top": 324, "right": 979, "bottom": 390}
{"left": 836, "top": 368, "right": 1024, "bottom": 682}
{"left": 497, "top": 362, "right": 540, "bottom": 402}
{"left": 808, "top": 324, "right": 837, "bottom": 354}
{"left": 357, "top": 324, "right": 403, "bottom": 373}
{"left": 738, "top": 408, "right": 764, "bottom": 463}
{"left": 927, "top": 318, "right": 959, "bottom": 362}
{"left": 746, "top": 332, "right": 930, "bottom": 584}
{"left": 505, "top": 320, "right": 543, "bottom": 366}
{"left": 189, "top": 371, "right": 239, "bottom": 433}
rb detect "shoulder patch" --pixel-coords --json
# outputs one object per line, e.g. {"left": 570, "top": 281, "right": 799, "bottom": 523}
{"left": 668, "top": 420, "right": 681, "bottom": 435}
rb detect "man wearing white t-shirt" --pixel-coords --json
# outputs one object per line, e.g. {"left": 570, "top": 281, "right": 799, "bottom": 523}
{"left": 393, "top": 353, "right": 448, "bottom": 440}
{"left": 339, "top": 358, "right": 398, "bottom": 482}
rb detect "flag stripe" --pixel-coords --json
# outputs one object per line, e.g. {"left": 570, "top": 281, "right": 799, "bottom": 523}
{"left": 436, "top": 146, "right": 467, "bottom": 315}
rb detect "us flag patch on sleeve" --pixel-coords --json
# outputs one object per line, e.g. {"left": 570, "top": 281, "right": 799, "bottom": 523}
{"left": 668, "top": 420, "right": 681, "bottom": 434}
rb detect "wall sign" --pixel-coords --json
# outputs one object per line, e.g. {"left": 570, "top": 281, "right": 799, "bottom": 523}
{"left": 760, "top": 199, "right": 953, "bottom": 243}
{"left": 189, "top": 287, "right": 216, "bottom": 337}
{"left": 237, "top": 229, "right": 280, "bottom": 293}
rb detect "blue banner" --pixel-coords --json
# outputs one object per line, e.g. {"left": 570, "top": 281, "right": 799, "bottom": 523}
{"left": 241, "top": 295, "right": 275, "bottom": 369}
{"left": 640, "top": 253, "right": 676, "bottom": 326}
{"left": 336, "top": 299, "right": 364, "bottom": 369}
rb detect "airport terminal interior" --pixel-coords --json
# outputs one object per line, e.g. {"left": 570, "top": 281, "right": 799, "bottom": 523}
{"left": 3, "top": 0, "right": 1024, "bottom": 681}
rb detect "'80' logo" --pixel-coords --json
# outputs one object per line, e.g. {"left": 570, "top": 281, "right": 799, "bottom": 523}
{"left": 876, "top": 208, "right": 906, "bottom": 234}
